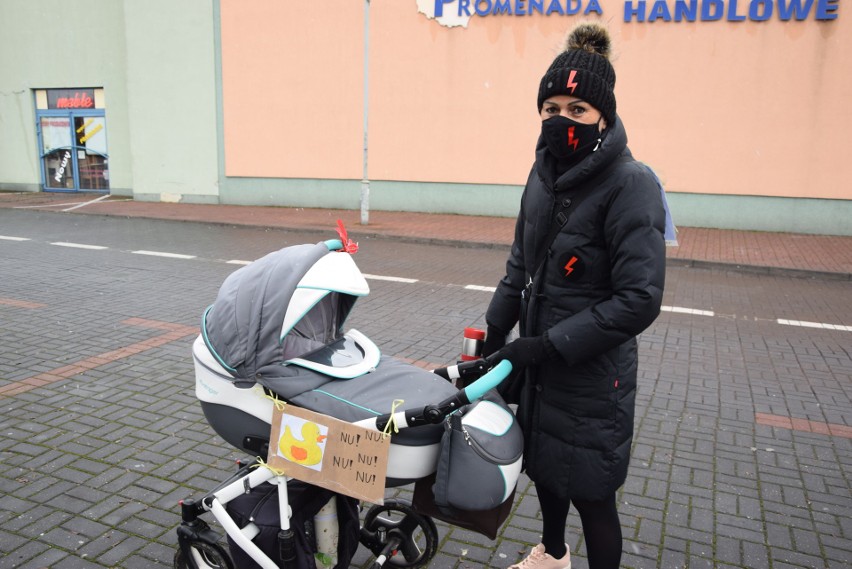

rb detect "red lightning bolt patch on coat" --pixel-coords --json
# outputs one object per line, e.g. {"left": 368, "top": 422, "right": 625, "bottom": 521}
{"left": 564, "top": 255, "right": 579, "bottom": 276}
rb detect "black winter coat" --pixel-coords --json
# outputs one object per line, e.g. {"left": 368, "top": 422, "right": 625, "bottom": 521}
{"left": 486, "top": 116, "right": 666, "bottom": 501}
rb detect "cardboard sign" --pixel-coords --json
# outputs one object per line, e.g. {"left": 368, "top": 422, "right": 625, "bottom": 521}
{"left": 268, "top": 405, "right": 389, "bottom": 504}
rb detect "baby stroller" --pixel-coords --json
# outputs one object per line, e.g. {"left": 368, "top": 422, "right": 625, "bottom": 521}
{"left": 175, "top": 229, "right": 523, "bottom": 569}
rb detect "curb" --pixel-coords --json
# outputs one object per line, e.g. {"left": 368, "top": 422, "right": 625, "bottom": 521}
{"left": 664, "top": 258, "right": 852, "bottom": 282}
{"left": 90, "top": 210, "right": 852, "bottom": 277}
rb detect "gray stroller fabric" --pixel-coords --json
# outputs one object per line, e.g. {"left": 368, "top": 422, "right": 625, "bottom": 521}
{"left": 261, "top": 357, "right": 458, "bottom": 446}
{"left": 202, "top": 241, "right": 458, "bottom": 447}
{"left": 203, "top": 243, "right": 355, "bottom": 383}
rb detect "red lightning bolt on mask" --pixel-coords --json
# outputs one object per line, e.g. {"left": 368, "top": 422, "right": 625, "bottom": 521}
{"left": 566, "top": 127, "right": 579, "bottom": 151}
{"left": 565, "top": 69, "right": 578, "bottom": 94}
{"left": 564, "top": 256, "right": 578, "bottom": 276}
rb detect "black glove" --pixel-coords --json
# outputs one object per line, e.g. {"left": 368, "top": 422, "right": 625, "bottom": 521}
{"left": 481, "top": 325, "right": 508, "bottom": 358}
{"left": 486, "top": 334, "right": 556, "bottom": 370}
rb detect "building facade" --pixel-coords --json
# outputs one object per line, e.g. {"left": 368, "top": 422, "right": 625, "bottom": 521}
{"left": 1, "top": 0, "right": 848, "bottom": 235}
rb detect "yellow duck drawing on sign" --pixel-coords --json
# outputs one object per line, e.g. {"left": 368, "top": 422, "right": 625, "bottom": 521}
{"left": 279, "top": 421, "right": 327, "bottom": 466}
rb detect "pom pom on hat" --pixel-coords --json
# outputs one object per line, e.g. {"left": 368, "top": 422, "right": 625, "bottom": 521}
{"left": 563, "top": 22, "right": 612, "bottom": 58}
{"left": 537, "top": 21, "right": 617, "bottom": 125}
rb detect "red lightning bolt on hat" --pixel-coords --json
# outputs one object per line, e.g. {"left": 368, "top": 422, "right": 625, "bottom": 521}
{"left": 565, "top": 69, "right": 579, "bottom": 94}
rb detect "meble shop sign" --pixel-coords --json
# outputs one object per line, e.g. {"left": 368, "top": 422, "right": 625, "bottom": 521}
{"left": 432, "top": 0, "right": 840, "bottom": 21}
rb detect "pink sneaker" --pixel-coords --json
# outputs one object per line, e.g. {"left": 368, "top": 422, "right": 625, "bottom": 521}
{"left": 508, "top": 543, "right": 571, "bottom": 569}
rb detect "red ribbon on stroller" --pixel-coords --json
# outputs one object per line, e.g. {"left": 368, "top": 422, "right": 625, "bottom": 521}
{"left": 336, "top": 219, "right": 359, "bottom": 254}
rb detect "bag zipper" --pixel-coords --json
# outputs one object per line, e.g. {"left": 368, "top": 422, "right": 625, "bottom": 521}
{"left": 249, "top": 484, "right": 278, "bottom": 522}
{"left": 459, "top": 422, "right": 522, "bottom": 465}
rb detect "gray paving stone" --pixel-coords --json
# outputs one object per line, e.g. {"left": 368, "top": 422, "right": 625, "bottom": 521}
{"left": 688, "top": 507, "right": 714, "bottom": 532}
{"left": 3, "top": 545, "right": 67, "bottom": 569}
{"left": 88, "top": 534, "right": 149, "bottom": 566}
{"left": 741, "top": 541, "right": 772, "bottom": 569}
{"left": 666, "top": 523, "right": 714, "bottom": 545}
{"left": 75, "top": 534, "right": 128, "bottom": 561}
{"left": 771, "top": 547, "right": 828, "bottom": 568}
{"left": 138, "top": 540, "right": 180, "bottom": 563}
{"left": 659, "top": 547, "right": 687, "bottom": 567}
{"left": 6, "top": 509, "right": 72, "bottom": 539}
{"left": 634, "top": 517, "right": 663, "bottom": 546}
{"left": 823, "top": 544, "right": 852, "bottom": 567}
{"left": 41, "top": 526, "right": 91, "bottom": 551}
{"left": 83, "top": 500, "right": 148, "bottom": 528}
{"left": 624, "top": 540, "right": 659, "bottom": 563}
{"left": 51, "top": 555, "right": 106, "bottom": 569}
{"left": 0, "top": 529, "right": 28, "bottom": 555}
{"left": 714, "top": 535, "right": 743, "bottom": 566}
{"left": 687, "top": 553, "right": 715, "bottom": 568}
{"left": 117, "top": 515, "right": 171, "bottom": 541}
{"left": 0, "top": 495, "right": 33, "bottom": 518}
{"left": 502, "top": 513, "right": 541, "bottom": 535}
{"left": 117, "top": 552, "right": 173, "bottom": 568}
{"left": 792, "top": 527, "right": 824, "bottom": 557}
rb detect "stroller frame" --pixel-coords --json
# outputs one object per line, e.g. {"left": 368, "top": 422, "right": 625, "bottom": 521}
{"left": 175, "top": 359, "right": 511, "bottom": 569}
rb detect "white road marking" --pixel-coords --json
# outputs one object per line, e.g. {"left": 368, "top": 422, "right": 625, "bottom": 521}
{"left": 132, "top": 250, "right": 197, "bottom": 260}
{"left": 661, "top": 305, "right": 715, "bottom": 317}
{"left": 363, "top": 274, "right": 418, "bottom": 284}
{"left": 777, "top": 319, "right": 852, "bottom": 332}
{"left": 465, "top": 284, "right": 497, "bottom": 292}
{"left": 51, "top": 242, "right": 109, "bottom": 250}
{"left": 12, "top": 234, "right": 850, "bottom": 333}
{"left": 61, "top": 194, "right": 111, "bottom": 212}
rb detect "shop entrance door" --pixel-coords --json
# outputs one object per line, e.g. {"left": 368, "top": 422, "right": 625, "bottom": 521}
{"left": 38, "top": 110, "right": 109, "bottom": 192}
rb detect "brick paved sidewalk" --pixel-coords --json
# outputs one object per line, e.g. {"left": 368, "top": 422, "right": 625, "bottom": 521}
{"left": 1, "top": 191, "right": 850, "bottom": 278}
{"left": 1, "top": 200, "right": 850, "bottom": 568}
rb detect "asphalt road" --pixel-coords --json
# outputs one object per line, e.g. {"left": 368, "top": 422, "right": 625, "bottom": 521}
{"left": 0, "top": 209, "right": 850, "bottom": 569}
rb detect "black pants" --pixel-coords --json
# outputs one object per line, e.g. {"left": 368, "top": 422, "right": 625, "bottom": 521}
{"left": 536, "top": 484, "right": 622, "bottom": 569}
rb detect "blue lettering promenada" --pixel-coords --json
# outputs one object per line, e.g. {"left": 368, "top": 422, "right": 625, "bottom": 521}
{"left": 434, "top": 0, "right": 604, "bottom": 17}
{"left": 432, "top": 0, "right": 840, "bottom": 21}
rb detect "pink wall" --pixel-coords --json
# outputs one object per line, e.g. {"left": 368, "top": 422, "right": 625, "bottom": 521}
{"left": 221, "top": 0, "right": 850, "bottom": 200}
{"left": 220, "top": 1, "right": 364, "bottom": 179}
{"left": 616, "top": 15, "right": 850, "bottom": 200}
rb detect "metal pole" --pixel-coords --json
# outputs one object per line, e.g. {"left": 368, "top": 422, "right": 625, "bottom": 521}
{"left": 360, "top": 0, "right": 370, "bottom": 225}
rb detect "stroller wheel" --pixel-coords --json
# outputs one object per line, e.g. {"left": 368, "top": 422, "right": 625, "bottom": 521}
{"left": 173, "top": 541, "right": 234, "bottom": 569}
{"left": 361, "top": 499, "right": 439, "bottom": 568}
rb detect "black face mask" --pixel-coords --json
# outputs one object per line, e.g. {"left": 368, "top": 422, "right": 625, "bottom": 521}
{"left": 541, "top": 115, "right": 602, "bottom": 164}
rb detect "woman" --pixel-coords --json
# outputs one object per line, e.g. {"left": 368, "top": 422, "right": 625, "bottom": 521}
{"left": 483, "top": 22, "right": 667, "bottom": 569}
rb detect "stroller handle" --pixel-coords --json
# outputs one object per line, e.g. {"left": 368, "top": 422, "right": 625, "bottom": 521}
{"left": 357, "top": 360, "right": 513, "bottom": 433}
{"left": 463, "top": 359, "right": 513, "bottom": 401}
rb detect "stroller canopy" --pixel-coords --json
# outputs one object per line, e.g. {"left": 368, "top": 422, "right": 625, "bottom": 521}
{"left": 202, "top": 242, "right": 369, "bottom": 383}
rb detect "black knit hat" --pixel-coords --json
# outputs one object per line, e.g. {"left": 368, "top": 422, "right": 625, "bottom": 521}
{"left": 537, "top": 22, "right": 616, "bottom": 125}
